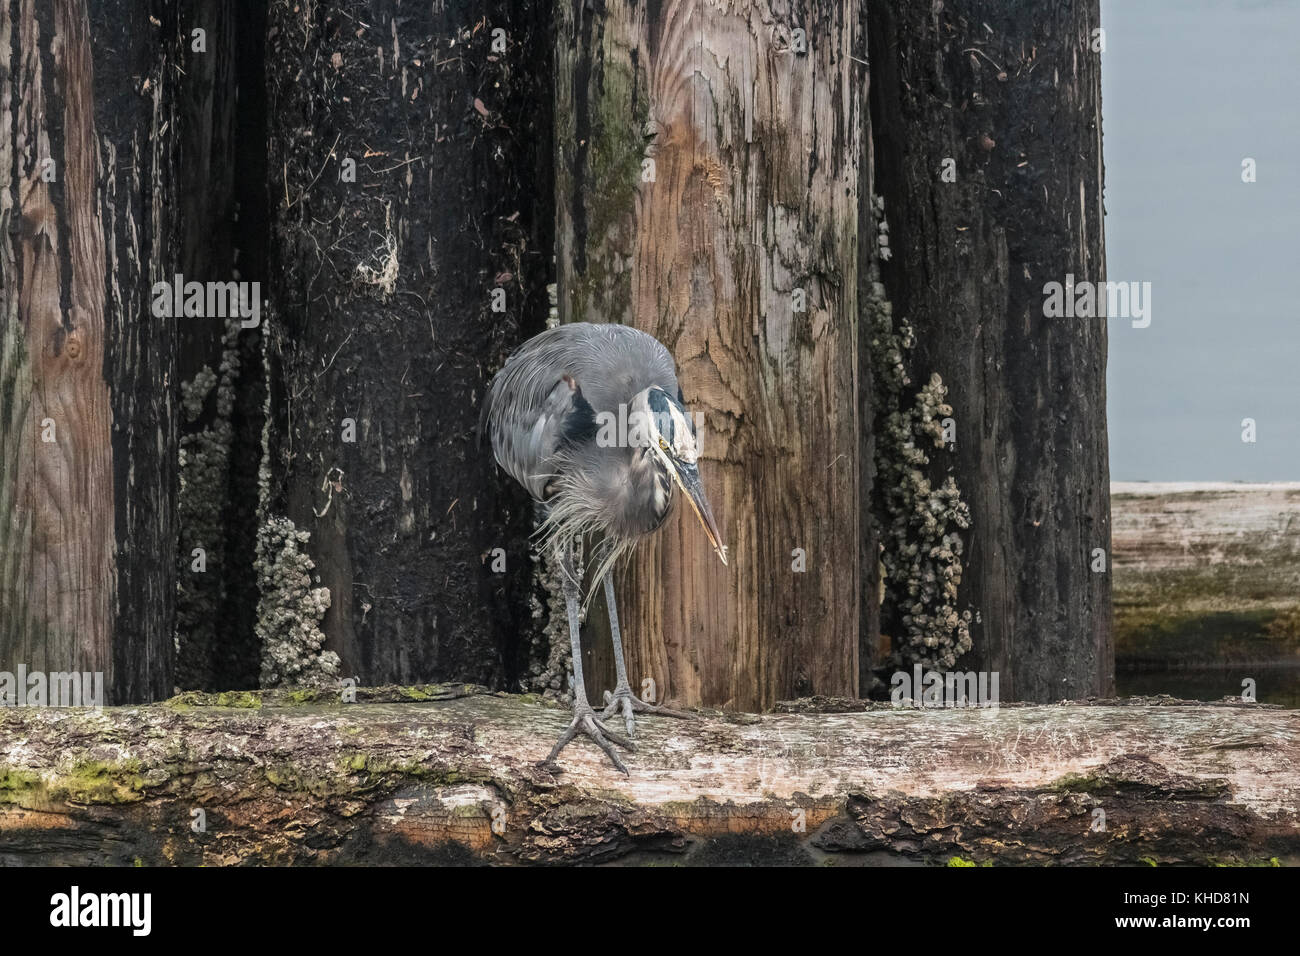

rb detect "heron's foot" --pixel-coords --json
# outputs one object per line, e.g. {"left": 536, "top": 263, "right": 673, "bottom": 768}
{"left": 539, "top": 702, "right": 636, "bottom": 775}
{"left": 601, "top": 685, "right": 694, "bottom": 738}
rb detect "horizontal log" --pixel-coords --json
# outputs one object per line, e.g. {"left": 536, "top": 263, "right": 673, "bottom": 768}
{"left": 1111, "top": 482, "right": 1300, "bottom": 668}
{"left": 0, "top": 687, "right": 1296, "bottom": 865}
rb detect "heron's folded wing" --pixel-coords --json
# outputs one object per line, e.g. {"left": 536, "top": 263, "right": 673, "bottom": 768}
{"left": 482, "top": 322, "right": 676, "bottom": 499}
{"left": 484, "top": 334, "right": 594, "bottom": 500}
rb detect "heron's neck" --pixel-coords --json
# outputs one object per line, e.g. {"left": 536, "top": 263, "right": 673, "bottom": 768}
{"left": 625, "top": 446, "right": 674, "bottom": 537}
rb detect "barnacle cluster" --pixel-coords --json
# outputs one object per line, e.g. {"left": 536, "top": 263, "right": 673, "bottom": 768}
{"left": 523, "top": 538, "right": 583, "bottom": 703}
{"left": 175, "top": 320, "right": 240, "bottom": 687}
{"left": 251, "top": 310, "right": 340, "bottom": 687}
{"left": 868, "top": 205, "right": 973, "bottom": 669}
{"left": 522, "top": 283, "right": 580, "bottom": 702}
{"left": 253, "top": 516, "right": 340, "bottom": 687}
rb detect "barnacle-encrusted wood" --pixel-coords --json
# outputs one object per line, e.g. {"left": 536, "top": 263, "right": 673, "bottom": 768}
{"left": 868, "top": 0, "right": 1112, "bottom": 698}
{"left": 254, "top": 517, "right": 338, "bottom": 687}
{"left": 867, "top": 260, "right": 973, "bottom": 670}
{"left": 177, "top": 322, "right": 241, "bottom": 690}
{"left": 1, "top": 690, "right": 1296, "bottom": 865}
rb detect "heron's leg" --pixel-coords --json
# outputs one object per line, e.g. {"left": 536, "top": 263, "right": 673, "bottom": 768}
{"left": 599, "top": 570, "right": 693, "bottom": 736}
{"left": 540, "top": 539, "right": 635, "bottom": 775}
{"left": 604, "top": 570, "right": 634, "bottom": 697}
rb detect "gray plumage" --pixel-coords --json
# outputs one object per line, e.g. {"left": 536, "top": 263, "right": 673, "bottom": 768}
{"left": 480, "top": 321, "right": 724, "bottom": 773}
{"left": 481, "top": 322, "right": 686, "bottom": 589}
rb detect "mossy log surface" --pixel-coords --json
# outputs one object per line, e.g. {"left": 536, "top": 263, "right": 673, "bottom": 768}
{"left": 1, "top": 687, "right": 1296, "bottom": 865}
{"left": 1111, "top": 482, "right": 1300, "bottom": 667}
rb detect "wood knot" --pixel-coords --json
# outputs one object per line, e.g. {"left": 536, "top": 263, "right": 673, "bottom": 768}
{"left": 64, "top": 334, "right": 83, "bottom": 361}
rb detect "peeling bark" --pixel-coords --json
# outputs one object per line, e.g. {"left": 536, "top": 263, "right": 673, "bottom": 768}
{"left": 1, "top": 691, "right": 1294, "bottom": 865}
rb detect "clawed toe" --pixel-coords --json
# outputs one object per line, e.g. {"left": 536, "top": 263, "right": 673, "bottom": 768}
{"left": 542, "top": 704, "right": 636, "bottom": 775}
{"left": 601, "top": 688, "right": 694, "bottom": 738}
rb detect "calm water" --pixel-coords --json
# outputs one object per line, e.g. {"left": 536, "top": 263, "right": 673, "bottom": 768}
{"left": 1103, "top": 0, "right": 1300, "bottom": 481}
{"left": 1117, "top": 664, "right": 1300, "bottom": 709}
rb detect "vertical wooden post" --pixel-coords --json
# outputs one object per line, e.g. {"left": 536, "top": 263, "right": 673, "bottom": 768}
{"left": 1, "top": 0, "right": 177, "bottom": 702}
{"left": 557, "top": 0, "right": 863, "bottom": 709}
{"left": 262, "top": 0, "right": 552, "bottom": 686}
{"left": 868, "top": 0, "right": 1113, "bottom": 699}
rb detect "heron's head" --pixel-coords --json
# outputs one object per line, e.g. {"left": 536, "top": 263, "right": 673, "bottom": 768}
{"left": 629, "top": 386, "right": 728, "bottom": 566}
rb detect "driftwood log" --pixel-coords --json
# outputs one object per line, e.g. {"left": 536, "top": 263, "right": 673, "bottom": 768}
{"left": 1, "top": 686, "right": 1295, "bottom": 865}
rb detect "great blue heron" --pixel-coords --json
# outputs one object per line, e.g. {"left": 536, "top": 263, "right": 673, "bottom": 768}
{"left": 481, "top": 322, "right": 727, "bottom": 773}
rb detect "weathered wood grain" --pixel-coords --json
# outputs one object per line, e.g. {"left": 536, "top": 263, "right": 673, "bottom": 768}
{"left": 1, "top": 689, "right": 1295, "bottom": 865}
{"left": 1, "top": 0, "right": 178, "bottom": 702}
{"left": 2, "top": 0, "right": 117, "bottom": 690}
{"left": 93, "top": 0, "right": 180, "bottom": 702}
{"left": 556, "top": 0, "right": 863, "bottom": 710}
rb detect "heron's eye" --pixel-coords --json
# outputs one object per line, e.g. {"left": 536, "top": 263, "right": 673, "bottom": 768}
{"left": 659, "top": 437, "right": 670, "bottom": 453}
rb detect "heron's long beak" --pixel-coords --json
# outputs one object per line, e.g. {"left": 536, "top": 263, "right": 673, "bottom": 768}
{"left": 669, "top": 460, "right": 728, "bottom": 566}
